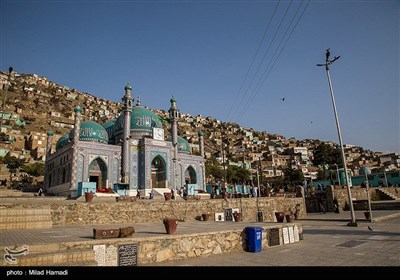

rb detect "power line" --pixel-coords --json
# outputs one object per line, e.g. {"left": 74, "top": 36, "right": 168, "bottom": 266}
{"left": 230, "top": 0, "right": 294, "bottom": 122}
{"left": 252, "top": 0, "right": 310, "bottom": 98}
{"left": 225, "top": 0, "right": 280, "bottom": 122}
{"left": 235, "top": 0, "right": 311, "bottom": 121}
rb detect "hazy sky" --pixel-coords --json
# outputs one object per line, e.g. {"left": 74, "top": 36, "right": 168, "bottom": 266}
{"left": 1, "top": 0, "right": 398, "bottom": 154}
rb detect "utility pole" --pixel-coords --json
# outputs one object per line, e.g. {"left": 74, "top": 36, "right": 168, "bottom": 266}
{"left": 256, "top": 169, "right": 260, "bottom": 213}
{"left": 364, "top": 171, "right": 373, "bottom": 222}
{"left": 258, "top": 156, "right": 263, "bottom": 192}
{"left": 317, "top": 49, "right": 357, "bottom": 227}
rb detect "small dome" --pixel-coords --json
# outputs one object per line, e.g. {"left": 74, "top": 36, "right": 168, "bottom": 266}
{"left": 125, "top": 83, "right": 132, "bottom": 91}
{"left": 114, "top": 106, "right": 163, "bottom": 140}
{"left": 74, "top": 106, "right": 83, "bottom": 113}
{"left": 359, "top": 166, "right": 371, "bottom": 176}
{"left": 167, "top": 136, "right": 191, "bottom": 154}
{"left": 198, "top": 131, "right": 203, "bottom": 137}
{"left": 56, "top": 133, "right": 70, "bottom": 150}
{"left": 69, "top": 120, "right": 109, "bottom": 144}
{"left": 102, "top": 120, "right": 116, "bottom": 144}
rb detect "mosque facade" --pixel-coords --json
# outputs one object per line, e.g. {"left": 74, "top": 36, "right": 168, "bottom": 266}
{"left": 44, "top": 84, "right": 206, "bottom": 197}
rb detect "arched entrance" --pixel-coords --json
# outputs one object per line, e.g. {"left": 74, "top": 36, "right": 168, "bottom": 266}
{"left": 185, "top": 166, "right": 197, "bottom": 184}
{"left": 88, "top": 157, "right": 108, "bottom": 190}
{"left": 151, "top": 156, "right": 166, "bottom": 188}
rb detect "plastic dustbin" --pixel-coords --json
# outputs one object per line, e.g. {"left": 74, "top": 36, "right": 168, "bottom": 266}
{"left": 246, "top": 227, "right": 262, "bottom": 253}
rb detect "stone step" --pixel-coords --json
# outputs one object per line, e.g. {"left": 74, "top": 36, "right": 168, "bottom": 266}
{"left": 0, "top": 214, "right": 52, "bottom": 223}
{"left": 1, "top": 249, "right": 96, "bottom": 266}
{"left": 0, "top": 220, "right": 53, "bottom": 230}
{"left": 376, "top": 189, "right": 396, "bottom": 201}
{"left": 0, "top": 208, "right": 51, "bottom": 216}
{"left": 378, "top": 188, "right": 399, "bottom": 200}
{"left": 0, "top": 208, "right": 52, "bottom": 230}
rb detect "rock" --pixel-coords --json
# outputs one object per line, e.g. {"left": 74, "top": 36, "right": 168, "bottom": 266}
{"left": 213, "top": 245, "right": 222, "bottom": 255}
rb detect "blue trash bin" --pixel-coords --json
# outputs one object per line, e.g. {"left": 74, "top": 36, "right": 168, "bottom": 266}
{"left": 246, "top": 227, "right": 262, "bottom": 252}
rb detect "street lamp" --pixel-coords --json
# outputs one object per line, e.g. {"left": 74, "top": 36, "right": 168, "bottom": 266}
{"left": 317, "top": 49, "right": 357, "bottom": 227}
{"left": 0, "top": 67, "right": 13, "bottom": 133}
{"left": 364, "top": 171, "right": 373, "bottom": 222}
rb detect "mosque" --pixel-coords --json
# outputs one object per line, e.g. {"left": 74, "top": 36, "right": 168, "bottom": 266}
{"left": 43, "top": 84, "right": 206, "bottom": 198}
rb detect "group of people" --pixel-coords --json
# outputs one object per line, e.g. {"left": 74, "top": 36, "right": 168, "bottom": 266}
{"left": 178, "top": 187, "right": 187, "bottom": 200}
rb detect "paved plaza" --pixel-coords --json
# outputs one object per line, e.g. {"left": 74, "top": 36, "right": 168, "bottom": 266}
{"left": 148, "top": 216, "right": 400, "bottom": 266}
{"left": 1, "top": 189, "right": 399, "bottom": 267}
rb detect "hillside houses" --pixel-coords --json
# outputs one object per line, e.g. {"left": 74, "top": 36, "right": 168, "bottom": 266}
{"left": 0, "top": 70, "right": 399, "bottom": 187}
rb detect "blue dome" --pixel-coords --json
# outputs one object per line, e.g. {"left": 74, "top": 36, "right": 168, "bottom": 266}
{"left": 56, "top": 133, "right": 70, "bottom": 150}
{"left": 167, "top": 136, "right": 191, "bottom": 154}
{"left": 114, "top": 106, "right": 163, "bottom": 138}
{"left": 102, "top": 120, "right": 116, "bottom": 144}
{"left": 69, "top": 120, "right": 109, "bottom": 144}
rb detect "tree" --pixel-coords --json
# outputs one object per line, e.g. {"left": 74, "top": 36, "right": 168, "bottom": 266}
{"left": 282, "top": 166, "right": 304, "bottom": 184}
{"left": 312, "top": 142, "right": 341, "bottom": 179}
{"left": 313, "top": 142, "right": 341, "bottom": 166}
{"left": 205, "top": 158, "right": 224, "bottom": 182}
{"left": 3, "top": 153, "right": 25, "bottom": 174}
{"left": 226, "top": 165, "right": 251, "bottom": 184}
{"left": 21, "top": 162, "right": 45, "bottom": 177}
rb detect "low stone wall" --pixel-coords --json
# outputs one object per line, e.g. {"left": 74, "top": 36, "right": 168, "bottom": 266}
{"left": 0, "top": 197, "right": 306, "bottom": 226}
{"left": 54, "top": 197, "right": 305, "bottom": 226}
{"left": 0, "top": 222, "right": 303, "bottom": 266}
{"left": 329, "top": 186, "right": 378, "bottom": 211}
{"left": 137, "top": 223, "right": 302, "bottom": 264}
{"left": 53, "top": 223, "right": 303, "bottom": 265}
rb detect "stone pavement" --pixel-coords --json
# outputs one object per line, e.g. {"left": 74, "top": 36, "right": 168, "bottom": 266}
{"left": 147, "top": 214, "right": 400, "bottom": 266}
{"left": 0, "top": 206, "right": 397, "bottom": 247}
{"left": 0, "top": 208, "right": 399, "bottom": 266}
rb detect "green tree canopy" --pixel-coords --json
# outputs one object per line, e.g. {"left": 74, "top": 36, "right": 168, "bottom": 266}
{"left": 312, "top": 142, "right": 341, "bottom": 167}
{"left": 21, "top": 162, "right": 45, "bottom": 177}
{"left": 3, "top": 153, "right": 25, "bottom": 174}
{"left": 282, "top": 166, "right": 304, "bottom": 184}
{"left": 205, "top": 158, "right": 224, "bottom": 182}
{"left": 226, "top": 165, "right": 251, "bottom": 184}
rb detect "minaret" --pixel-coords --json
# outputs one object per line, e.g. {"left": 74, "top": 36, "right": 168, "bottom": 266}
{"left": 46, "top": 130, "right": 54, "bottom": 158}
{"left": 169, "top": 96, "right": 180, "bottom": 197}
{"left": 70, "top": 106, "right": 82, "bottom": 193}
{"left": 44, "top": 130, "right": 53, "bottom": 191}
{"left": 169, "top": 96, "right": 179, "bottom": 148}
{"left": 198, "top": 131, "right": 204, "bottom": 158}
{"left": 121, "top": 83, "right": 133, "bottom": 184}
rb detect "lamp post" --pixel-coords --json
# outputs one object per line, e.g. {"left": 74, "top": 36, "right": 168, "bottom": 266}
{"left": 364, "top": 171, "right": 373, "bottom": 222}
{"left": 317, "top": 49, "right": 357, "bottom": 227}
{"left": 0, "top": 67, "right": 13, "bottom": 133}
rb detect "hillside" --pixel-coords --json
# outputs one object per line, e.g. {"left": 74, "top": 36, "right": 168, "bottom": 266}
{"left": 0, "top": 71, "right": 397, "bottom": 186}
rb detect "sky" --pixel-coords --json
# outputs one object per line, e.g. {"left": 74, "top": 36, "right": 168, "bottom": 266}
{"left": 1, "top": 0, "right": 398, "bottom": 154}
